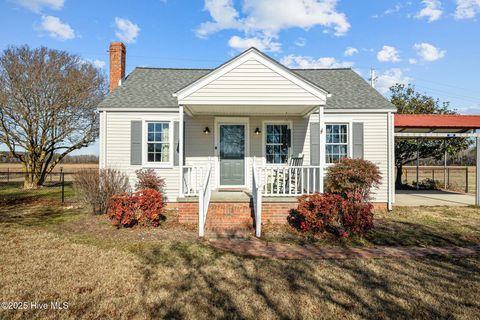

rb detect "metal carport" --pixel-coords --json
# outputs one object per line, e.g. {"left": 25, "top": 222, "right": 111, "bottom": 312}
{"left": 395, "top": 114, "right": 480, "bottom": 206}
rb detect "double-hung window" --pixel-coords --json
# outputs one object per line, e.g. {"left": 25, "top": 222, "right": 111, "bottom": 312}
{"left": 265, "top": 123, "right": 290, "bottom": 164}
{"left": 147, "top": 122, "right": 170, "bottom": 163}
{"left": 325, "top": 124, "right": 348, "bottom": 163}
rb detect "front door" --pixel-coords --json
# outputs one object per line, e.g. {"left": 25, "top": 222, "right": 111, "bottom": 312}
{"left": 219, "top": 124, "right": 245, "bottom": 186}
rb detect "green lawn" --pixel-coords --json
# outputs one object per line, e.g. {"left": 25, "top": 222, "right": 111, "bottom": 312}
{"left": 0, "top": 190, "right": 479, "bottom": 319}
{"left": 0, "top": 182, "right": 75, "bottom": 205}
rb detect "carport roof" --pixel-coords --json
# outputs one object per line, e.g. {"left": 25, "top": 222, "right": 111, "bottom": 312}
{"left": 395, "top": 114, "right": 480, "bottom": 132}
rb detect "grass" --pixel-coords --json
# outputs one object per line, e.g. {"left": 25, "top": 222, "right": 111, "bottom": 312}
{"left": 0, "top": 182, "right": 75, "bottom": 205}
{"left": 0, "top": 191, "right": 480, "bottom": 319}
{"left": 262, "top": 206, "right": 480, "bottom": 248}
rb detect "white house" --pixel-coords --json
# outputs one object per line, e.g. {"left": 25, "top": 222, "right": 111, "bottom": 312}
{"left": 98, "top": 42, "right": 396, "bottom": 236}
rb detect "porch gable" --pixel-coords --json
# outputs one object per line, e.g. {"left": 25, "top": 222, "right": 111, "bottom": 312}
{"left": 174, "top": 48, "right": 328, "bottom": 107}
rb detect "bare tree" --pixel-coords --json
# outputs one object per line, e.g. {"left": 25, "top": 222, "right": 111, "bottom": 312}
{"left": 0, "top": 45, "right": 106, "bottom": 188}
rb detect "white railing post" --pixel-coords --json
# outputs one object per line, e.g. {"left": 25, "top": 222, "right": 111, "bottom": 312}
{"left": 198, "top": 164, "right": 212, "bottom": 238}
{"left": 252, "top": 162, "right": 262, "bottom": 237}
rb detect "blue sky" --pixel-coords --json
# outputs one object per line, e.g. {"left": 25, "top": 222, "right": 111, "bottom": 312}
{"left": 1, "top": 0, "right": 480, "bottom": 155}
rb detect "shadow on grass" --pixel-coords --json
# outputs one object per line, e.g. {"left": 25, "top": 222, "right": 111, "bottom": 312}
{"left": 0, "top": 182, "right": 75, "bottom": 206}
{"left": 365, "top": 219, "right": 479, "bottom": 247}
{"left": 131, "top": 239, "right": 480, "bottom": 319}
{"left": 0, "top": 204, "right": 83, "bottom": 227}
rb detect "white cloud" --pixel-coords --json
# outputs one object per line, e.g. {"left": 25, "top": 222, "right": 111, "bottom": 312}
{"left": 280, "top": 54, "right": 354, "bottom": 69}
{"left": 344, "top": 47, "right": 358, "bottom": 57}
{"left": 114, "top": 17, "right": 140, "bottom": 43}
{"left": 228, "top": 35, "right": 281, "bottom": 52}
{"left": 14, "top": 0, "right": 63, "bottom": 13}
{"left": 196, "top": 0, "right": 243, "bottom": 38}
{"left": 375, "top": 68, "right": 412, "bottom": 94}
{"left": 414, "top": 43, "right": 446, "bottom": 61}
{"left": 40, "top": 15, "right": 75, "bottom": 40}
{"left": 372, "top": 3, "right": 403, "bottom": 18}
{"left": 92, "top": 60, "right": 105, "bottom": 69}
{"left": 454, "top": 0, "right": 480, "bottom": 19}
{"left": 377, "top": 45, "right": 400, "bottom": 62}
{"left": 196, "top": 0, "right": 350, "bottom": 51}
{"left": 408, "top": 58, "right": 417, "bottom": 64}
{"left": 415, "top": 0, "right": 443, "bottom": 22}
{"left": 295, "top": 37, "right": 306, "bottom": 47}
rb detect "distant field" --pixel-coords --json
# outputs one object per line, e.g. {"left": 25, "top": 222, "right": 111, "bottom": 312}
{"left": 0, "top": 163, "right": 98, "bottom": 172}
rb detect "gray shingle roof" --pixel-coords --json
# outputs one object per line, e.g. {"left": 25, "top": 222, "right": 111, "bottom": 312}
{"left": 98, "top": 67, "right": 395, "bottom": 110}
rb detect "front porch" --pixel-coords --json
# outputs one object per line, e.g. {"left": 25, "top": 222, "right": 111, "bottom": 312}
{"left": 177, "top": 111, "right": 325, "bottom": 237}
{"left": 173, "top": 48, "right": 332, "bottom": 237}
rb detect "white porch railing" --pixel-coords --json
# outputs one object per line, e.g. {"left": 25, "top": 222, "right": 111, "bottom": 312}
{"left": 198, "top": 165, "right": 212, "bottom": 237}
{"left": 183, "top": 166, "right": 206, "bottom": 196}
{"left": 258, "top": 165, "right": 322, "bottom": 196}
{"left": 252, "top": 163, "right": 262, "bottom": 237}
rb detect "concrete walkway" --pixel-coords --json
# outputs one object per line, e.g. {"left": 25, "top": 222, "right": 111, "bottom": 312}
{"left": 209, "top": 239, "right": 480, "bottom": 260}
{"left": 395, "top": 190, "right": 475, "bottom": 206}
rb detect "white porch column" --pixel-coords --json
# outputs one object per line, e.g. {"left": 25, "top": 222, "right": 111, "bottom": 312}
{"left": 387, "top": 112, "right": 394, "bottom": 211}
{"left": 318, "top": 105, "right": 325, "bottom": 193}
{"left": 179, "top": 105, "right": 184, "bottom": 198}
{"left": 476, "top": 136, "right": 480, "bottom": 206}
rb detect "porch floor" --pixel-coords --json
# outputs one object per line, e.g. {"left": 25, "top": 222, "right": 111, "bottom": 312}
{"left": 178, "top": 190, "right": 298, "bottom": 203}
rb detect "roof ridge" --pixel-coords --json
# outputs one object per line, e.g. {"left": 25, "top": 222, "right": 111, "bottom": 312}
{"left": 135, "top": 66, "right": 352, "bottom": 71}
{"left": 292, "top": 68, "right": 353, "bottom": 71}
{"left": 135, "top": 67, "right": 213, "bottom": 71}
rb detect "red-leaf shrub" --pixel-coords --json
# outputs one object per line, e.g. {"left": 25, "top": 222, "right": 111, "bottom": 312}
{"left": 135, "top": 168, "right": 165, "bottom": 192}
{"left": 292, "top": 193, "right": 343, "bottom": 234}
{"left": 325, "top": 158, "right": 381, "bottom": 201}
{"left": 107, "top": 193, "right": 138, "bottom": 227}
{"left": 136, "top": 189, "right": 165, "bottom": 227}
{"left": 107, "top": 189, "right": 165, "bottom": 228}
{"left": 339, "top": 194, "right": 374, "bottom": 236}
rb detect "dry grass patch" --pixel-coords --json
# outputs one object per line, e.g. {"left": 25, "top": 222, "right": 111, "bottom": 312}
{"left": 1, "top": 224, "right": 479, "bottom": 319}
{"left": 1, "top": 203, "right": 480, "bottom": 318}
{"left": 263, "top": 206, "right": 480, "bottom": 247}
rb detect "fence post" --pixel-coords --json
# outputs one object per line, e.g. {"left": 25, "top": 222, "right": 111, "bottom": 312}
{"left": 61, "top": 171, "right": 65, "bottom": 203}
{"left": 447, "top": 168, "right": 450, "bottom": 188}
{"left": 59, "top": 166, "right": 63, "bottom": 182}
{"left": 466, "top": 167, "right": 469, "bottom": 193}
{"left": 7, "top": 168, "right": 9, "bottom": 183}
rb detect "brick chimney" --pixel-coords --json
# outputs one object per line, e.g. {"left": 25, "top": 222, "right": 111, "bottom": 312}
{"left": 109, "top": 42, "right": 126, "bottom": 92}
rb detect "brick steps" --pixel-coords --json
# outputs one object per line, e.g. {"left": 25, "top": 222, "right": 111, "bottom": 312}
{"left": 205, "top": 202, "right": 254, "bottom": 234}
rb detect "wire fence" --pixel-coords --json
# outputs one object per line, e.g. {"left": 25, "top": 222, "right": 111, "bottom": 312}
{"left": 0, "top": 168, "right": 86, "bottom": 205}
{"left": 401, "top": 166, "right": 476, "bottom": 194}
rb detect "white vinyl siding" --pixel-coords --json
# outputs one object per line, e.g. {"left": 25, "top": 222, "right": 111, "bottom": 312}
{"left": 181, "top": 59, "right": 323, "bottom": 105}
{"left": 103, "top": 111, "right": 389, "bottom": 203}
{"left": 307, "top": 112, "right": 389, "bottom": 202}
{"left": 103, "top": 111, "right": 180, "bottom": 201}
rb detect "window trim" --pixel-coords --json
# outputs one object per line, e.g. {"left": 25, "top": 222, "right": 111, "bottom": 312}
{"left": 325, "top": 123, "right": 350, "bottom": 165}
{"left": 143, "top": 120, "right": 174, "bottom": 168}
{"left": 262, "top": 120, "right": 293, "bottom": 166}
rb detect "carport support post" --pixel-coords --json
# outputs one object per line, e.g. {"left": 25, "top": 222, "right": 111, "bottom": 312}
{"left": 416, "top": 139, "right": 420, "bottom": 190}
{"left": 444, "top": 139, "right": 448, "bottom": 189}
{"left": 476, "top": 136, "right": 480, "bottom": 206}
